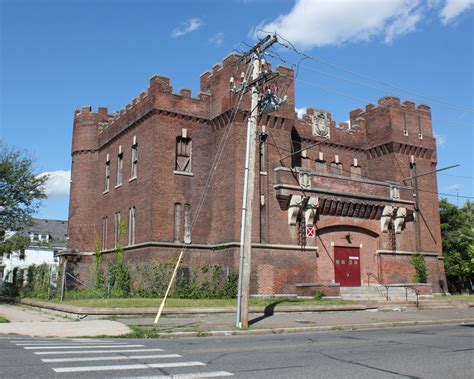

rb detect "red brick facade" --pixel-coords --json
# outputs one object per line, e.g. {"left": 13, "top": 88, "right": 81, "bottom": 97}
{"left": 68, "top": 53, "right": 447, "bottom": 294}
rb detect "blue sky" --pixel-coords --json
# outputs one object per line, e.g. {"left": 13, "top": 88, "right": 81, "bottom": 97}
{"left": 1, "top": 0, "right": 473, "bottom": 220}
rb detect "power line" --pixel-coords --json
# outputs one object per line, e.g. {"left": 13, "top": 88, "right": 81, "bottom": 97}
{"left": 439, "top": 173, "right": 474, "bottom": 180}
{"left": 267, "top": 135, "right": 474, "bottom": 200}
{"left": 265, "top": 51, "right": 474, "bottom": 129}
{"left": 269, "top": 31, "right": 474, "bottom": 113}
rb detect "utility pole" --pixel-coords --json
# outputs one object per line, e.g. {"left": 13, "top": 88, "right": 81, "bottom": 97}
{"left": 235, "top": 35, "right": 280, "bottom": 329}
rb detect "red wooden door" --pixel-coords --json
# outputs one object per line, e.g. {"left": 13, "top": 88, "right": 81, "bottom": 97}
{"left": 334, "top": 247, "right": 361, "bottom": 287}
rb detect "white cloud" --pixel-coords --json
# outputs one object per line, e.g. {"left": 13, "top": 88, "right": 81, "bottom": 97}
{"left": 255, "top": 0, "right": 424, "bottom": 49}
{"left": 440, "top": 0, "right": 474, "bottom": 23}
{"left": 209, "top": 32, "right": 224, "bottom": 46}
{"left": 433, "top": 131, "right": 447, "bottom": 147}
{"left": 171, "top": 18, "right": 203, "bottom": 38}
{"left": 295, "top": 107, "right": 307, "bottom": 118}
{"left": 39, "top": 170, "right": 71, "bottom": 197}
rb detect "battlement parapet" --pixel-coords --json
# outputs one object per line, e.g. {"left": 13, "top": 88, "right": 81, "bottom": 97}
{"left": 74, "top": 106, "right": 109, "bottom": 118}
{"left": 360, "top": 96, "right": 432, "bottom": 119}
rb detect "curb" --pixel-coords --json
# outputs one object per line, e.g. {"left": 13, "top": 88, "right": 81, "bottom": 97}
{"left": 19, "top": 298, "right": 375, "bottom": 316}
{"left": 152, "top": 318, "right": 474, "bottom": 339}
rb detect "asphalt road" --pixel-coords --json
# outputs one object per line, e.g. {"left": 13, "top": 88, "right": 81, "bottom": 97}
{"left": 0, "top": 324, "right": 472, "bottom": 378}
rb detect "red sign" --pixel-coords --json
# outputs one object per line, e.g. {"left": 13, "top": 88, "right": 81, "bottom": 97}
{"left": 306, "top": 226, "right": 315, "bottom": 237}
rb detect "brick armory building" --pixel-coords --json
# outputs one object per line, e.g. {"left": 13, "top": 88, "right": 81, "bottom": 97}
{"left": 68, "top": 52, "right": 447, "bottom": 295}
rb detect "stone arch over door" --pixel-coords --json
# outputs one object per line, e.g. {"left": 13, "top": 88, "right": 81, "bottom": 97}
{"left": 315, "top": 224, "right": 380, "bottom": 285}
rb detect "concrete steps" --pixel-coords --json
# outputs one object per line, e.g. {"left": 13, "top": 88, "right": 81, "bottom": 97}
{"left": 340, "top": 285, "right": 420, "bottom": 301}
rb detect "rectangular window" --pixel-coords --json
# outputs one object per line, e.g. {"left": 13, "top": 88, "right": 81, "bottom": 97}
{"left": 130, "top": 138, "right": 138, "bottom": 179}
{"left": 259, "top": 141, "right": 266, "bottom": 173}
{"left": 350, "top": 158, "right": 361, "bottom": 178}
{"left": 102, "top": 216, "right": 108, "bottom": 250}
{"left": 331, "top": 162, "right": 342, "bottom": 176}
{"left": 114, "top": 212, "right": 121, "bottom": 248}
{"left": 104, "top": 155, "right": 110, "bottom": 192}
{"left": 176, "top": 137, "right": 192, "bottom": 173}
{"left": 174, "top": 203, "right": 182, "bottom": 242}
{"left": 117, "top": 148, "right": 123, "bottom": 186}
{"left": 184, "top": 204, "right": 191, "bottom": 244}
{"left": 128, "top": 207, "right": 136, "bottom": 246}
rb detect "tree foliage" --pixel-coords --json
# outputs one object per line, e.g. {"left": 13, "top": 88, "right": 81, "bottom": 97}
{"left": 0, "top": 141, "right": 47, "bottom": 254}
{"left": 439, "top": 199, "right": 474, "bottom": 293}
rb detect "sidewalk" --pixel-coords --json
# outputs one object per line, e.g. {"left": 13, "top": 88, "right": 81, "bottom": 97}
{"left": 0, "top": 303, "right": 130, "bottom": 337}
{"left": 1, "top": 301, "right": 473, "bottom": 338}
{"left": 121, "top": 307, "right": 474, "bottom": 336}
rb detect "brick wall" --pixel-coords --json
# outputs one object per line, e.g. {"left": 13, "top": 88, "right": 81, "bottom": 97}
{"left": 67, "top": 52, "right": 447, "bottom": 294}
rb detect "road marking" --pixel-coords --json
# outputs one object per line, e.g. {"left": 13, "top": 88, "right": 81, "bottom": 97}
{"left": 53, "top": 361, "right": 206, "bottom": 373}
{"left": 24, "top": 344, "right": 144, "bottom": 350}
{"left": 34, "top": 348, "right": 164, "bottom": 355}
{"left": 42, "top": 354, "right": 182, "bottom": 362}
{"left": 120, "top": 372, "right": 234, "bottom": 378}
{"left": 16, "top": 342, "right": 129, "bottom": 346}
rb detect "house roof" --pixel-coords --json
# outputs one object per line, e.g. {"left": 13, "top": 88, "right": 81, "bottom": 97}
{"left": 19, "top": 218, "right": 68, "bottom": 248}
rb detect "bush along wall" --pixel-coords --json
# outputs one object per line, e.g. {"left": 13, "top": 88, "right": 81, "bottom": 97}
{"left": 6, "top": 260, "right": 238, "bottom": 300}
{"left": 133, "top": 261, "right": 238, "bottom": 299}
{"left": 411, "top": 253, "right": 428, "bottom": 283}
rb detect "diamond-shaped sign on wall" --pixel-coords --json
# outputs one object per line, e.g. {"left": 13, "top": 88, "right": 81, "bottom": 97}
{"left": 306, "top": 226, "right": 315, "bottom": 237}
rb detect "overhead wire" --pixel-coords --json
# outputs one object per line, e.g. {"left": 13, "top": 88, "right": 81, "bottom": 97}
{"left": 266, "top": 133, "right": 474, "bottom": 200}
{"left": 265, "top": 50, "right": 473, "bottom": 129}
{"left": 176, "top": 55, "right": 254, "bottom": 258}
{"left": 266, "top": 31, "right": 473, "bottom": 113}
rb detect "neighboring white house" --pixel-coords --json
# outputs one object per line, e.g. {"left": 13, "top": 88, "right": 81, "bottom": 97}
{"left": 0, "top": 218, "right": 68, "bottom": 283}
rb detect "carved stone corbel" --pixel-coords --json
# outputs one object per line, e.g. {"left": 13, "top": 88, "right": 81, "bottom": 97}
{"left": 288, "top": 195, "right": 303, "bottom": 225}
{"left": 304, "top": 197, "right": 319, "bottom": 226}
{"left": 380, "top": 205, "right": 393, "bottom": 232}
{"left": 393, "top": 207, "right": 407, "bottom": 233}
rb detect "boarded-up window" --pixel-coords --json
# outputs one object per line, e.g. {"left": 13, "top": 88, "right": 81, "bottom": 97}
{"left": 330, "top": 162, "right": 342, "bottom": 176}
{"left": 174, "top": 203, "right": 182, "bottom": 242}
{"left": 117, "top": 149, "right": 123, "bottom": 186}
{"left": 259, "top": 141, "right": 266, "bottom": 172}
{"left": 184, "top": 204, "right": 191, "bottom": 244}
{"left": 176, "top": 137, "right": 192, "bottom": 173}
{"left": 104, "top": 158, "right": 110, "bottom": 192}
{"left": 128, "top": 207, "right": 136, "bottom": 246}
{"left": 114, "top": 212, "right": 121, "bottom": 248}
{"left": 350, "top": 165, "right": 361, "bottom": 178}
{"left": 130, "top": 139, "right": 138, "bottom": 179}
{"left": 102, "top": 216, "right": 108, "bottom": 250}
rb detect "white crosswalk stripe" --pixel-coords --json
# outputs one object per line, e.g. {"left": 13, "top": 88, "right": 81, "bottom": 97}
{"left": 12, "top": 337, "right": 234, "bottom": 377}
{"left": 16, "top": 342, "right": 129, "bottom": 346}
{"left": 34, "top": 348, "right": 164, "bottom": 355}
{"left": 53, "top": 361, "right": 206, "bottom": 373}
{"left": 24, "top": 344, "right": 144, "bottom": 349}
{"left": 42, "top": 354, "right": 182, "bottom": 362}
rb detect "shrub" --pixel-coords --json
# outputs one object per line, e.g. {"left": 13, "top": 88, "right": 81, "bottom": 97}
{"left": 411, "top": 253, "right": 427, "bottom": 283}
{"left": 313, "top": 290, "right": 324, "bottom": 300}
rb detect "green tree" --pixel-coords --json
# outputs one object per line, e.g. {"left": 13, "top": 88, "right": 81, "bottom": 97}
{"left": 439, "top": 199, "right": 474, "bottom": 293}
{"left": 0, "top": 141, "right": 48, "bottom": 254}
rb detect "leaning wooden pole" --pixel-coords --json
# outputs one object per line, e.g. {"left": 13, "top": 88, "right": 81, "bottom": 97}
{"left": 154, "top": 249, "right": 184, "bottom": 325}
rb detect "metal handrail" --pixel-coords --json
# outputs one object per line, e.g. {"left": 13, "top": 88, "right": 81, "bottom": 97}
{"left": 404, "top": 285, "right": 420, "bottom": 308}
{"left": 367, "top": 272, "right": 389, "bottom": 301}
{"left": 367, "top": 272, "right": 420, "bottom": 305}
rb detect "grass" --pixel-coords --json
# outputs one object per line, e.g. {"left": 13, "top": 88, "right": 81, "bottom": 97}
{"left": 0, "top": 316, "right": 9, "bottom": 323}
{"left": 435, "top": 294, "right": 474, "bottom": 302}
{"left": 26, "top": 297, "right": 354, "bottom": 308}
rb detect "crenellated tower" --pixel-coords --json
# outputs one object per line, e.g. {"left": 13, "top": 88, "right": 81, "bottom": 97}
{"left": 68, "top": 106, "right": 109, "bottom": 252}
